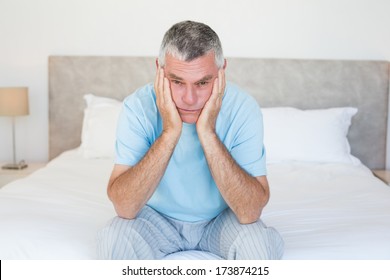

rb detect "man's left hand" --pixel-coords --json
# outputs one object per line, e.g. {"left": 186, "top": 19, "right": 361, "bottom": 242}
{"left": 196, "top": 69, "right": 226, "bottom": 136}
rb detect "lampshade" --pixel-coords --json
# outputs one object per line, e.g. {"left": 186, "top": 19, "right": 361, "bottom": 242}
{"left": 0, "top": 87, "right": 29, "bottom": 116}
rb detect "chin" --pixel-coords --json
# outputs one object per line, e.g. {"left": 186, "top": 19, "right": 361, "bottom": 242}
{"left": 180, "top": 115, "right": 199, "bottom": 124}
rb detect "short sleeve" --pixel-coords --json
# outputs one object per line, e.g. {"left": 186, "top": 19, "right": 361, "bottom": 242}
{"left": 115, "top": 96, "right": 152, "bottom": 166}
{"left": 229, "top": 98, "right": 267, "bottom": 177}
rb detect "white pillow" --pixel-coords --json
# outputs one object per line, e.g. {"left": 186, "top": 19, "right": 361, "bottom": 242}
{"left": 262, "top": 107, "right": 360, "bottom": 164}
{"left": 80, "top": 94, "right": 122, "bottom": 158}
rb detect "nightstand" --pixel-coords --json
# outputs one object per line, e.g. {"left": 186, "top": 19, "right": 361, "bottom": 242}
{"left": 372, "top": 170, "right": 390, "bottom": 186}
{"left": 0, "top": 163, "right": 46, "bottom": 188}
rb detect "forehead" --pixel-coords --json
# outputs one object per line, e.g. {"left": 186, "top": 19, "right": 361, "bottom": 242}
{"left": 164, "top": 52, "right": 218, "bottom": 81}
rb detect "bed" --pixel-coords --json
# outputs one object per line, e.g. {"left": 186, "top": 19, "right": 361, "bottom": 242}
{"left": 0, "top": 56, "right": 389, "bottom": 259}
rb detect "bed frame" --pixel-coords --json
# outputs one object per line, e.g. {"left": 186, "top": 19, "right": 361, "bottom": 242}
{"left": 49, "top": 56, "right": 390, "bottom": 169}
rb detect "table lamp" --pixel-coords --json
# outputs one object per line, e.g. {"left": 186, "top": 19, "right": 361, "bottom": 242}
{"left": 0, "top": 87, "right": 29, "bottom": 169}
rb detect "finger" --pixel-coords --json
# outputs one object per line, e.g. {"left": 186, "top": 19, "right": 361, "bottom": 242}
{"left": 163, "top": 77, "right": 172, "bottom": 104}
{"left": 158, "top": 68, "right": 165, "bottom": 101}
{"left": 211, "top": 77, "right": 219, "bottom": 101}
{"left": 154, "top": 67, "right": 160, "bottom": 89}
{"left": 155, "top": 68, "right": 163, "bottom": 96}
{"left": 218, "top": 69, "right": 226, "bottom": 98}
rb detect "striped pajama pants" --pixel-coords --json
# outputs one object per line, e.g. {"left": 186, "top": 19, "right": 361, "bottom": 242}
{"left": 97, "top": 205, "right": 284, "bottom": 260}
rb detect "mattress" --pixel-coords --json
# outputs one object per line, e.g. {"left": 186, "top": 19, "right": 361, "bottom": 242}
{"left": 0, "top": 149, "right": 389, "bottom": 259}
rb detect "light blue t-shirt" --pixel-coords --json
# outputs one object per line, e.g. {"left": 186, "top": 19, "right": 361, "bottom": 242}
{"left": 115, "top": 82, "right": 266, "bottom": 222}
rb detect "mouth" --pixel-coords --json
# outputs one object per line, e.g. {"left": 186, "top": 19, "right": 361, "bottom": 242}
{"left": 177, "top": 107, "right": 201, "bottom": 113}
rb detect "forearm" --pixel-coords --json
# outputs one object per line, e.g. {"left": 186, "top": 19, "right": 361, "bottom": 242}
{"left": 199, "top": 132, "right": 269, "bottom": 224}
{"left": 108, "top": 132, "right": 178, "bottom": 219}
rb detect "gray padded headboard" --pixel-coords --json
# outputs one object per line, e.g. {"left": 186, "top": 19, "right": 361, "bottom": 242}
{"left": 49, "top": 56, "right": 389, "bottom": 169}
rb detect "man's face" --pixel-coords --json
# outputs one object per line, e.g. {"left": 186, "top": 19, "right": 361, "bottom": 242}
{"left": 164, "top": 52, "right": 220, "bottom": 124}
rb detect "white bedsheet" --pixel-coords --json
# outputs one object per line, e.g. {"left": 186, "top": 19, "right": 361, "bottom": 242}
{"left": 0, "top": 149, "right": 116, "bottom": 259}
{"left": 0, "top": 149, "right": 389, "bottom": 259}
{"left": 263, "top": 162, "right": 390, "bottom": 259}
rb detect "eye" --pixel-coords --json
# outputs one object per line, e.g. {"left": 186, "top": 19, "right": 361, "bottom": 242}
{"left": 197, "top": 81, "right": 209, "bottom": 87}
{"left": 172, "top": 80, "right": 183, "bottom": 85}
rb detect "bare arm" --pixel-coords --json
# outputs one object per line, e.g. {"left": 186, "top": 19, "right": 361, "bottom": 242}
{"left": 198, "top": 133, "right": 269, "bottom": 224}
{"left": 108, "top": 68, "right": 182, "bottom": 219}
{"left": 197, "top": 70, "right": 269, "bottom": 224}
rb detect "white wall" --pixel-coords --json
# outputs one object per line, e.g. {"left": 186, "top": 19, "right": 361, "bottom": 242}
{"left": 1, "top": 0, "right": 390, "bottom": 164}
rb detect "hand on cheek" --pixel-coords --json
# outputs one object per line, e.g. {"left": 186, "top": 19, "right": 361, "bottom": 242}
{"left": 154, "top": 67, "right": 182, "bottom": 141}
{"left": 196, "top": 69, "right": 226, "bottom": 136}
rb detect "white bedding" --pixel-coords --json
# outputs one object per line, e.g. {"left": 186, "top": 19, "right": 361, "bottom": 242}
{"left": 0, "top": 149, "right": 389, "bottom": 259}
{"left": 0, "top": 149, "right": 116, "bottom": 259}
{"left": 264, "top": 162, "right": 390, "bottom": 259}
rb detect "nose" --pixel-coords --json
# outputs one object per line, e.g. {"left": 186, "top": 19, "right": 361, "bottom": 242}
{"left": 182, "top": 85, "right": 197, "bottom": 105}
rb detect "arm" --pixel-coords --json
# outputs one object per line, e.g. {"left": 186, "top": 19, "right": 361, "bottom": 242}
{"left": 198, "top": 133, "right": 269, "bottom": 224}
{"left": 108, "top": 68, "right": 182, "bottom": 219}
{"left": 196, "top": 70, "right": 269, "bottom": 224}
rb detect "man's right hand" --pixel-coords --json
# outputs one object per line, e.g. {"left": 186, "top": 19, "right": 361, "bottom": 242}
{"left": 108, "top": 68, "right": 182, "bottom": 219}
{"left": 154, "top": 67, "right": 182, "bottom": 145}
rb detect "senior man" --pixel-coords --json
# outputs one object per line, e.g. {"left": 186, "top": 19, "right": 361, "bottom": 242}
{"left": 98, "top": 20, "right": 283, "bottom": 260}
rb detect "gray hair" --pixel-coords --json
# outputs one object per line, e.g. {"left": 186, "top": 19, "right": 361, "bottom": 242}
{"left": 158, "top": 21, "right": 224, "bottom": 68}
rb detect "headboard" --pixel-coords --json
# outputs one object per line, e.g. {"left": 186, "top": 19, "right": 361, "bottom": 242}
{"left": 49, "top": 56, "right": 389, "bottom": 169}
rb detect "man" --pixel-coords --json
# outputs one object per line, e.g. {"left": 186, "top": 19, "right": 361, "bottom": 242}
{"left": 98, "top": 20, "right": 283, "bottom": 260}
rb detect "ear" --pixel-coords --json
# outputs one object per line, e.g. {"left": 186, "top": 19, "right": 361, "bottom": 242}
{"left": 222, "top": 59, "right": 227, "bottom": 70}
{"left": 155, "top": 58, "right": 159, "bottom": 69}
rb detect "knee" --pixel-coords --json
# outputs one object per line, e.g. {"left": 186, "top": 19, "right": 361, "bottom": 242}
{"left": 218, "top": 211, "right": 283, "bottom": 259}
{"left": 217, "top": 208, "right": 268, "bottom": 236}
{"left": 97, "top": 216, "right": 139, "bottom": 259}
{"left": 205, "top": 209, "right": 284, "bottom": 260}
{"left": 235, "top": 220, "right": 269, "bottom": 244}
{"left": 98, "top": 216, "right": 135, "bottom": 240}
{"left": 235, "top": 222, "right": 284, "bottom": 260}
